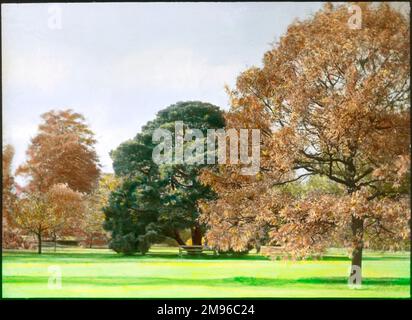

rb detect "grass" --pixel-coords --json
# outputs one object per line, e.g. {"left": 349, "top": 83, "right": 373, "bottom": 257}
{"left": 2, "top": 246, "right": 410, "bottom": 298}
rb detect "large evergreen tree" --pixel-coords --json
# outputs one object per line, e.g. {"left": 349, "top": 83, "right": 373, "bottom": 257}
{"left": 104, "top": 101, "right": 225, "bottom": 253}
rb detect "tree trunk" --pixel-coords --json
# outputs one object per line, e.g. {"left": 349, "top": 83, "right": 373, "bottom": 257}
{"left": 351, "top": 245, "right": 363, "bottom": 269}
{"left": 37, "top": 233, "right": 42, "bottom": 254}
{"left": 89, "top": 235, "right": 93, "bottom": 248}
{"left": 349, "top": 215, "right": 364, "bottom": 285}
{"left": 173, "top": 229, "right": 185, "bottom": 246}
{"left": 191, "top": 225, "right": 202, "bottom": 246}
{"left": 53, "top": 233, "right": 57, "bottom": 252}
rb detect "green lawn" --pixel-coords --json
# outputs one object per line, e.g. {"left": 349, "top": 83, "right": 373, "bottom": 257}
{"left": 2, "top": 246, "right": 410, "bottom": 298}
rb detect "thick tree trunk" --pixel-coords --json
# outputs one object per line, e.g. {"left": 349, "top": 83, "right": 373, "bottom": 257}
{"left": 37, "top": 233, "right": 42, "bottom": 254}
{"left": 351, "top": 245, "right": 363, "bottom": 269}
{"left": 349, "top": 215, "right": 364, "bottom": 286}
{"left": 191, "top": 225, "right": 202, "bottom": 246}
{"left": 173, "top": 230, "right": 185, "bottom": 246}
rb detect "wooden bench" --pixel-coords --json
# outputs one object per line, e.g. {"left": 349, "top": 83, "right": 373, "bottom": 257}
{"left": 178, "top": 245, "right": 217, "bottom": 257}
{"left": 202, "top": 245, "right": 218, "bottom": 256}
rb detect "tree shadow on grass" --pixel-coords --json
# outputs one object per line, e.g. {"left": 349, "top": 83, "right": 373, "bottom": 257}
{"left": 2, "top": 250, "right": 269, "bottom": 262}
{"left": 320, "top": 255, "right": 410, "bottom": 261}
{"left": 3, "top": 249, "right": 409, "bottom": 263}
{"left": 4, "top": 275, "right": 410, "bottom": 288}
{"left": 228, "top": 276, "right": 410, "bottom": 286}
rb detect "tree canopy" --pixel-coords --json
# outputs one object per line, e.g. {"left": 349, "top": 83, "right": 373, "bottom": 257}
{"left": 17, "top": 109, "right": 100, "bottom": 194}
{"left": 200, "top": 3, "right": 410, "bottom": 281}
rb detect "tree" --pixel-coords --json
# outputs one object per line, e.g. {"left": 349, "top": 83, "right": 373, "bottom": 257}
{"left": 3, "top": 145, "right": 16, "bottom": 224}
{"left": 199, "top": 183, "right": 288, "bottom": 253}
{"left": 15, "top": 184, "right": 85, "bottom": 254}
{"left": 103, "top": 180, "right": 161, "bottom": 254}
{"left": 81, "top": 174, "right": 120, "bottom": 248}
{"left": 2, "top": 144, "right": 28, "bottom": 249}
{"left": 106, "top": 101, "right": 225, "bottom": 253}
{"left": 17, "top": 109, "right": 100, "bottom": 194}
{"left": 199, "top": 175, "right": 342, "bottom": 254}
{"left": 14, "top": 109, "right": 100, "bottom": 251}
{"left": 201, "top": 3, "right": 410, "bottom": 283}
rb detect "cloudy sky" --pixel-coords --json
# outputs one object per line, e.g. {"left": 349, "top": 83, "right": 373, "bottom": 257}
{"left": 3, "top": 2, "right": 330, "bottom": 176}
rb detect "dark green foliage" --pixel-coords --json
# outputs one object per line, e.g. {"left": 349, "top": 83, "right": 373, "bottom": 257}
{"left": 105, "top": 101, "right": 225, "bottom": 253}
{"left": 103, "top": 180, "right": 163, "bottom": 255}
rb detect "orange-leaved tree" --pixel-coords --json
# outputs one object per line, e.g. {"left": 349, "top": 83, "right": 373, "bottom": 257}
{"left": 2, "top": 144, "right": 28, "bottom": 249}
{"left": 17, "top": 109, "right": 100, "bottom": 194}
{"left": 2, "top": 144, "right": 16, "bottom": 224}
{"left": 201, "top": 3, "right": 410, "bottom": 283}
{"left": 16, "top": 109, "right": 100, "bottom": 252}
{"left": 15, "top": 184, "right": 85, "bottom": 253}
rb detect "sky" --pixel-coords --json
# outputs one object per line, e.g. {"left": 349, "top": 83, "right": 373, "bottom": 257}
{"left": 3, "top": 2, "right": 335, "bottom": 177}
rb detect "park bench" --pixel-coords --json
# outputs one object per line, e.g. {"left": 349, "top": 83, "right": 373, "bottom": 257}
{"left": 178, "top": 245, "right": 217, "bottom": 257}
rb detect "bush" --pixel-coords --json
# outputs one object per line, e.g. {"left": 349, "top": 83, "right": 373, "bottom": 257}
{"left": 109, "top": 233, "right": 138, "bottom": 255}
{"left": 104, "top": 181, "right": 161, "bottom": 255}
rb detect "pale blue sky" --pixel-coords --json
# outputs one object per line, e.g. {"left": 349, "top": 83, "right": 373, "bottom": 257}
{"left": 2, "top": 2, "right": 327, "bottom": 175}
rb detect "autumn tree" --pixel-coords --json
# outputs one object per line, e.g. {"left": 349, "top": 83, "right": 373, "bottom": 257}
{"left": 14, "top": 110, "right": 100, "bottom": 251}
{"left": 199, "top": 183, "right": 288, "bottom": 253}
{"left": 201, "top": 3, "right": 410, "bottom": 283}
{"left": 17, "top": 109, "right": 100, "bottom": 194}
{"left": 15, "top": 184, "right": 85, "bottom": 253}
{"left": 2, "top": 144, "right": 27, "bottom": 249}
{"left": 199, "top": 176, "right": 343, "bottom": 254}
{"left": 3, "top": 145, "right": 16, "bottom": 222}
{"left": 80, "top": 174, "right": 120, "bottom": 248}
